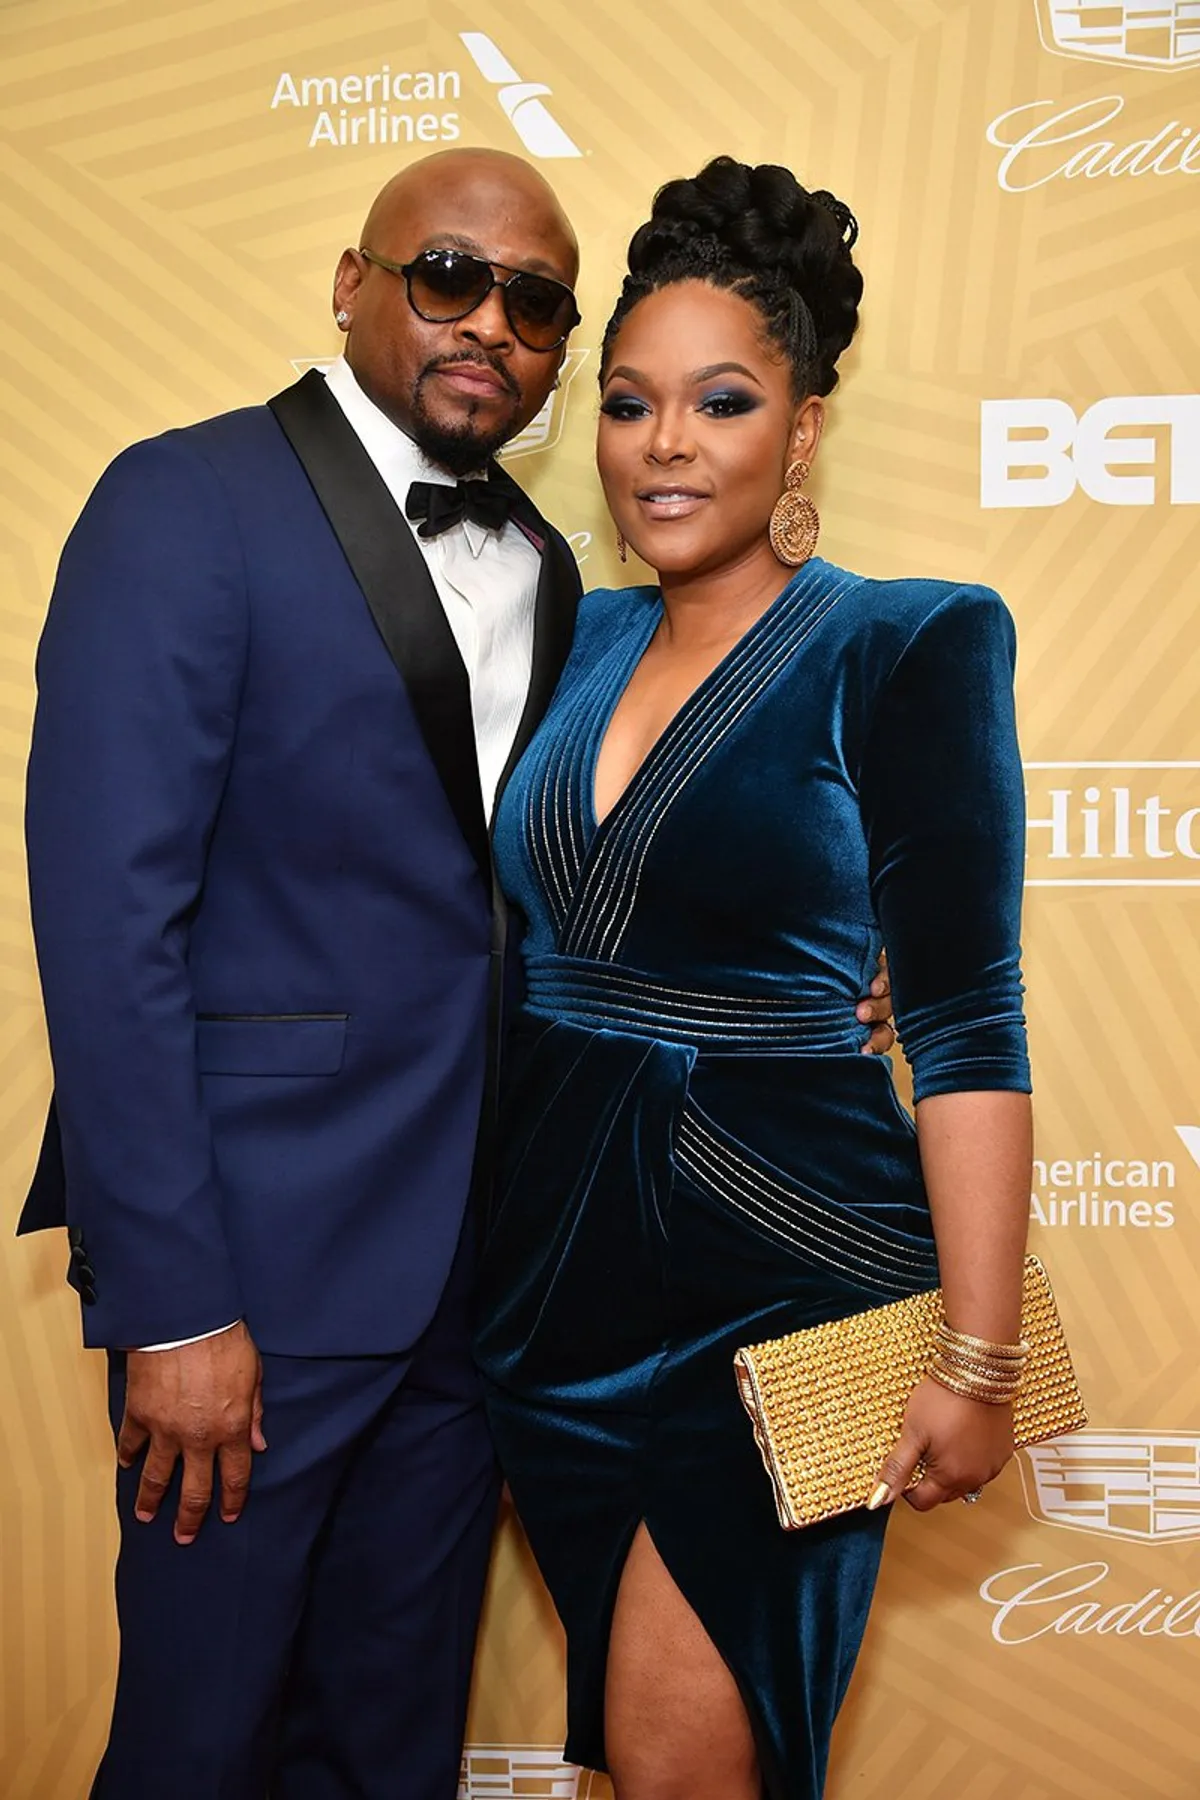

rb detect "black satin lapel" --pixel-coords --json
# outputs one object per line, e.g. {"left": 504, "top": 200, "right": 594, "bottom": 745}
{"left": 488, "top": 465, "right": 582, "bottom": 808}
{"left": 268, "top": 372, "right": 489, "bottom": 884}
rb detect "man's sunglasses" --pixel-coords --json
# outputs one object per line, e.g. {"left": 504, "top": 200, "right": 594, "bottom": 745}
{"left": 359, "top": 247, "right": 580, "bottom": 352}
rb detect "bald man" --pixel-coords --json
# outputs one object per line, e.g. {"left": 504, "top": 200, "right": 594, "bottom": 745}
{"left": 21, "top": 148, "right": 585, "bottom": 1799}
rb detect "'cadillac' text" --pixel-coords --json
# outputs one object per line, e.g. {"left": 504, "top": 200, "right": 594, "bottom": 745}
{"left": 981, "top": 1564, "right": 1200, "bottom": 1645}
{"left": 987, "top": 97, "right": 1200, "bottom": 192}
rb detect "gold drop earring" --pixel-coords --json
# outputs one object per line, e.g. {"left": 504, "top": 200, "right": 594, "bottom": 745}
{"left": 769, "top": 459, "right": 820, "bottom": 567}
{"left": 616, "top": 531, "right": 628, "bottom": 563}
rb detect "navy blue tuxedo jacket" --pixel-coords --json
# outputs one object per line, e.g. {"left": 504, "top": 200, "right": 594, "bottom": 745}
{"left": 19, "top": 372, "right": 580, "bottom": 1355}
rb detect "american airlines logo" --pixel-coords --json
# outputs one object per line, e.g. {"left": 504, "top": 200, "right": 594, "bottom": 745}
{"left": 1175, "top": 1125, "right": 1200, "bottom": 1169}
{"left": 1018, "top": 1431, "right": 1200, "bottom": 1544}
{"left": 1035, "top": 0, "right": 1200, "bottom": 70}
{"left": 459, "top": 34, "right": 582, "bottom": 159}
{"left": 458, "top": 1746, "right": 597, "bottom": 1799}
{"left": 268, "top": 34, "right": 583, "bottom": 157}
{"left": 1030, "top": 1144, "right": 1179, "bottom": 1232}
{"left": 270, "top": 63, "right": 462, "bottom": 149}
{"left": 1024, "top": 765, "right": 1200, "bottom": 887}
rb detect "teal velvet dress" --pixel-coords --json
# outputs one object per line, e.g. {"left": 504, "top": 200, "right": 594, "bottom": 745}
{"left": 476, "top": 558, "right": 1031, "bottom": 1799}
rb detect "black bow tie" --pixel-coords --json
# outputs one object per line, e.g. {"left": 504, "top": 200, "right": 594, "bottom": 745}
{"left": 405, "top": 479, "right": 513, "bottom": 540}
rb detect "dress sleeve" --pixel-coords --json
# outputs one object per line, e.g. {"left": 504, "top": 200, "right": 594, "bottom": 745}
{"left": 857, "top": 585, "right": 1031, "bottom": 1103}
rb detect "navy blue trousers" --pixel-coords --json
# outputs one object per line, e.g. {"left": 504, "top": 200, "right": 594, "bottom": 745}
{"left": 93, "top": 1241, "right": 500, "bottom": 1799}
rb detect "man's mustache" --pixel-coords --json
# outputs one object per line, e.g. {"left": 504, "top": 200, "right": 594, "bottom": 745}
{"left": 419, "top": 351, "right": 521, "bottom": 402}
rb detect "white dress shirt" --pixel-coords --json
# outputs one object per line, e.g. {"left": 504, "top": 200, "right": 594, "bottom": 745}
{"left": 325, "top": 354, "right": 539, "bottom": 820}
{"left": 140, "top": 357, "right": 540, "bottom": 1352}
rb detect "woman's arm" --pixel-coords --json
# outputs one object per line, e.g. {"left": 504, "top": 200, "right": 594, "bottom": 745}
{"left": 871, "top": 1090, "right": 1031, "bottom": 1510}
{"left": 856, "top": 584, "right": 1033, "bottom": 1510}
{"left": 921, "top": 1090, "right": 1031, "bottom": 1346}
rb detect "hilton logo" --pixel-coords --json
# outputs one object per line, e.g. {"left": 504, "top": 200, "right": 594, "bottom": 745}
{"left": 1035, "top": 0, "right": 1200, "bottom": 70}
{"left": 1024, "top": 765, "right": 1200, "bottom": 886}
{"left": 1019, "top": 1431, "right": 1200, "bottom": 1544}
{"left": 458, "top": 1747, "right": 597, "bottom": 1799}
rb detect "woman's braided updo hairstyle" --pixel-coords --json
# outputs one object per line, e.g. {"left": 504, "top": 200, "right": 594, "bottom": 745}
{"left": 600, "top": 156, "right": 862, "bottom": 399}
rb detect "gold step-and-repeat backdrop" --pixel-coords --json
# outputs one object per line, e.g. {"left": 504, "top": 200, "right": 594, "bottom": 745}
{"left": 2, "top": 0, "right": 1198, "bottom": 1794}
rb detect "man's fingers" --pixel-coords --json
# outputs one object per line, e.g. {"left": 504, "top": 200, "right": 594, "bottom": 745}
{"left": 867, "top": 1432, "right": 924, "bottom": 1511}
{"left": 251, "top": 1374, "right": 267, "bottom": 1454}
{"left": 116, "top": 1413, "right": 149, "bottom": 1470}
{"left": 217, "top": 1440, "right": 254, "bottom": 1524}
{"left": 133, "top": 1441, "right": 178, "bottom": 1523}
{"left": 861, "top": 1022, "right": 896, "bottom": 1057}
{"left": 173, "top": 1447, "right": 218, "bottom": 1545}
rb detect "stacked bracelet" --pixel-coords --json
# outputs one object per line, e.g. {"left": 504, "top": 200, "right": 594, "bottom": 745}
{"left": 927, "top": 1321, "right": 1028, "bottom": 1405}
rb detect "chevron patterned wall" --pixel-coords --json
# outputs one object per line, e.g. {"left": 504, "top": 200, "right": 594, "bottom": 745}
{"left": 2, "top": 1, "right": 1199, "bottom": 1795}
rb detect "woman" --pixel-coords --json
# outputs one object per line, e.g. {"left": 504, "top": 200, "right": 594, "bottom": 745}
{"left": 476, "top": 157, "right": 1032, "bottom": 1800}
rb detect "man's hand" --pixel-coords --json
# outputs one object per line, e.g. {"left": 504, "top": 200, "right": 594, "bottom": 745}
{"left": 857, "top": 950, "right": 895, "bottom": 1055}
{"left": 117, "top": 1323, "right": 265, "bottom": 1544}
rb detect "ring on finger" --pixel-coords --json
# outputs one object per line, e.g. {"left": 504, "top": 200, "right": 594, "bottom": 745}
{"left": 961, "top": 1488, "right": 983, "bottom": 1505}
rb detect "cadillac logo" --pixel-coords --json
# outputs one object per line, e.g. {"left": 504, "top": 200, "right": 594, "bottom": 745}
{"left": 458, "top": 1746, "right": 598, "bottom": 1799}
{"left": 1036, "top": 0, "right": 1200, "bottom": 70}
{"left": 499, "top": 348, "right": 590, "bottom": 461}
{"left": 1019, "top": 1430, "right": 1200, "bottom": 1543}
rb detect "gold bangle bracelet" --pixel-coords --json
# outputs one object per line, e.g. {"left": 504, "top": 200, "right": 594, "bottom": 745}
{"left": 936, "top": 1344, "right": 1027, "bottom": 1370}
{"left": 933, "top": 1348, "right": 1028, "bottom": 1382}
{"left": 936, "top": 1324, "right": 1028, "bottom": 1359}
{"left": 928, "top": 1354, "right": 1022, "bottom": 1390}
{"left": 927, "top": 1366, "right": 1020, "bottom": 1405}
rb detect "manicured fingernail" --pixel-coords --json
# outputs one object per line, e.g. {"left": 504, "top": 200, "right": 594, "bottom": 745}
{"left": 174, "top": 1532, "right": 196, "bottom": 1546}
{"left": 134, "top": 1509, "right": 154, "bottom": 1523}
{"left": 867, "top": 1482, "right": 891, "bottom": 1512}
{"left": 857, "top": 1004, "right": 870, "bottom": 1021}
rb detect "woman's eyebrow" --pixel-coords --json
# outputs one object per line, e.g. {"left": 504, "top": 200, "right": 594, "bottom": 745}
{"left": 690, "top": 362, "right": 764, "bottom": 387}
{"left": 604, "top": 362, "right": 766, "bottom": 389}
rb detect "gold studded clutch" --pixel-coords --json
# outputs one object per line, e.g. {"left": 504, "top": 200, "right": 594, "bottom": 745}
{"left": 733, "top": 1254, "right": 1087, "bottom": 1530}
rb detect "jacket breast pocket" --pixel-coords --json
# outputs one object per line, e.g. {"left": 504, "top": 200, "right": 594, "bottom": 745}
{"left": 195, "top": 1014, "right": 348, "bottom": 1076}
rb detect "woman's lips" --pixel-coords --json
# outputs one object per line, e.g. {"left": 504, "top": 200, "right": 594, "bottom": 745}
{"left": 635, "top": 489, "right": 710, "bottom": 521}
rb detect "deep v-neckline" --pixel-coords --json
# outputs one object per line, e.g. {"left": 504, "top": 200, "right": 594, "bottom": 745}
{"left": 588, "top": 565, "right": 818, "bottom": 833}
{"left": 555, "top": 558, "right": 845, "bottom": 964}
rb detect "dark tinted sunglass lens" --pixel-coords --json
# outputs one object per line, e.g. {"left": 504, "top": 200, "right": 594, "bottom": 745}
{"left": 410, "top": 252, "right": 492, "bottom": 318}
{"left": 507, "top": 275, "right": 575, "bottom": 347}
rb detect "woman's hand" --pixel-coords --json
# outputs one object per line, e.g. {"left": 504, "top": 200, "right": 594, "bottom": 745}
{"left": 868, "top": 1377, "right": 1015, "bottom": 1512}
